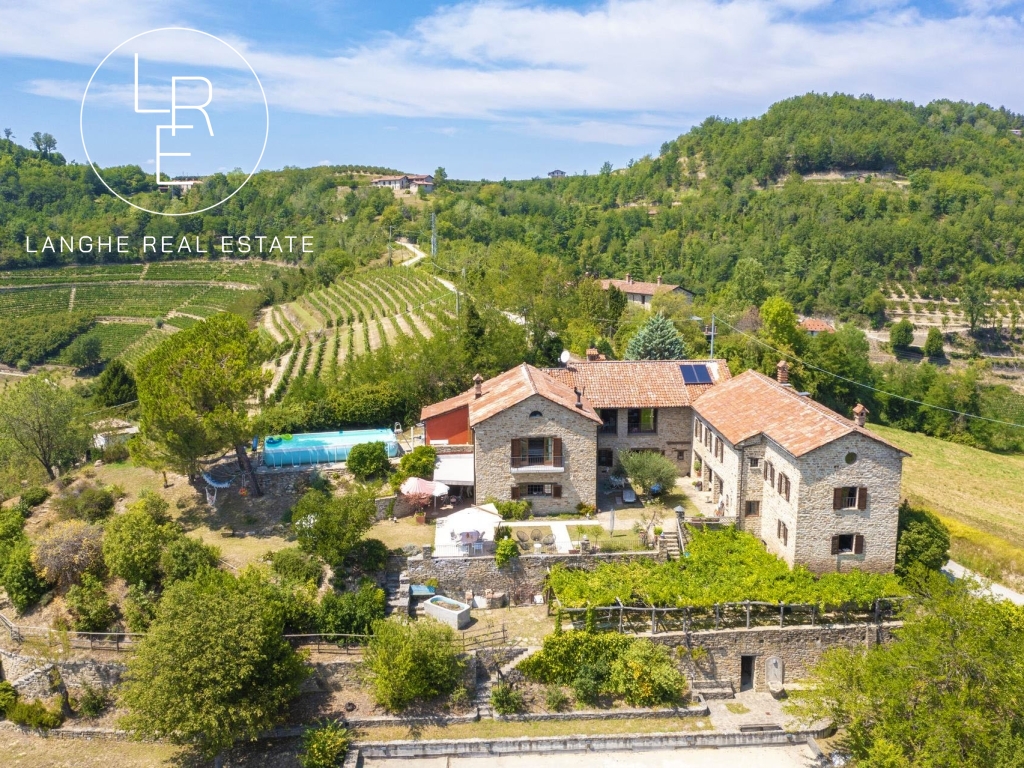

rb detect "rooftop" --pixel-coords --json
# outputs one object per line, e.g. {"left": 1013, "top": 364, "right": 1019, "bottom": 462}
{"left": 799, "top": 318, "right": 835, "bottom": 334}
{"left": 600, "top": 276, "right": 680, "bottom": 296}
{"left": 693, "top": 370, "right": 909, "bottom": 458}
{"left": 544, "top": 359, "right": 730, "bottom": 409}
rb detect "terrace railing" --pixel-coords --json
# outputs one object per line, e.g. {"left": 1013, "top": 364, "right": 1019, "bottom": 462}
{"left": 555, "top": 598, "right": 906, "bottom": 635}
{"left": 0, "top": 621, "right": 142, "bottom": 652}
{"left": 284, "top": 633, "right": 370, "bottom": 655}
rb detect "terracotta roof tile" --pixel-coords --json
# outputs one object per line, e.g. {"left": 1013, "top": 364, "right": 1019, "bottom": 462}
{"left": 600, "top": 278, "right": 680, "bottom": 296}
{"left": 421, "top": 364, "right": 602, "bottom": 426}
{"left": 543, "top": 360, "right": 730, "bottom": 409}
{"left": 799, "top": 318, "right": 835, "bottom": 333}
{"left": 692, "top": 370, "right": 909, "bottom": 458}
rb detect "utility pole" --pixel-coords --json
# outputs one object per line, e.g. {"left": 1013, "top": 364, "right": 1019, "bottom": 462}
{"left": 431, "top": 212, "right": 437, "bottom": 260}
{"left": 387, "top": 225, "right": 393, "bottom": 267}
{"left": 709, "top": 314, "right": 716, "bottom": 360}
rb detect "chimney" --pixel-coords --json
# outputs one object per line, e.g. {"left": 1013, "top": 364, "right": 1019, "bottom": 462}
{"left": 776, "top": 360, "right": 790, "bottom": 386}
{"left": 656, "top": 275, "right": 662, "bottom": 285}
{"left": 625, "top": 273, "right": 632, "bottom": 284}
{"left": 574, "top": 387, "right": 584, "bottom": 409}
{"left": 586, "top": 348, "right": 600, "bottom": 361}
{"left": 852, "top": 403, "right": 869, "bottom": 428}
{"left": 473, "top": 373, "right": 484, "bottom": 398}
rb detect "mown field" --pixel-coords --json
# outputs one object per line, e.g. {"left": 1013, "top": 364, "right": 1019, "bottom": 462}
{"left": 872, "top": 424, "right": 1024, "bottom": 587}
{"left": 261, "top": 267, "right": 456, "bottom": 400}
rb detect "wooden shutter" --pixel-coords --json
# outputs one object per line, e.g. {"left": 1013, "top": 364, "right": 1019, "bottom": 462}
{"left": 833, "top": 488, "right": 843, "bottom": 510}
{"left": 511, "top": 438, "right": 521, "bottom": 464}
{"left": 510, "top": 485, "right": 520, "bottom": 500}
{"left": 783, "top": 525, "right": 788, "bottom": 546}
{"left": 763, "top": 461, "right": 768, "bottom": 481}
{"left": 552, "top": 484, "right": 562, "bottom": 499}
{"left": 776, "top": 520, "right": 782, "bottom": 538}
{"left": 831, "top": 536, "right": 839, "bottom": 555}
{"left": 854, "top": 534, "right": 864, "bottom": 554}
{"left": 552, "top": 437, "right": 562, "bottom": 466}
{"left": 857, "top": 487, "right": 868, "bottom": 510}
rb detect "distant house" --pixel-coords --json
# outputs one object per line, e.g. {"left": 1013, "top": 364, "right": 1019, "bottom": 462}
{"left": 92, "top": 418, "right": 139, "bottom": 450}
{"left": 799, "top": 318, "right": 835, "bottom": 337}
{"left": 600, "top": 274, "right": 692, "bottom": 309}
{"left": 370, "top": 174, "right": 434, "bottom": 193}
{"left": 548, "top": 170, "right": 566, "bottom": 179}
{"left": 1011, "top": 129, "right": 1022, "bottom": 137}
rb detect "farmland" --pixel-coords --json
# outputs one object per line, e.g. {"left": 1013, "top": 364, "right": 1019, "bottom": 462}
{"left": 261, "top": 267, "right": 456, "bottom": 399}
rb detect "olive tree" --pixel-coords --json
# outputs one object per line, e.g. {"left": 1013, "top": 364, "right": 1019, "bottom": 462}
{"left": 0, "top": 374, "right": 88, "bottom": 480}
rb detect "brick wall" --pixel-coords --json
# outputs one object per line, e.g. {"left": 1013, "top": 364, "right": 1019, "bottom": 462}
{"left": 473, "top": 394, "right": 597, "bottom": 514}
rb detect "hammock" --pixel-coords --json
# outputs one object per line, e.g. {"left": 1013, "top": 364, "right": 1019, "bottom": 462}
{"left": 202, "top": 473, "right": 233, "bottom": 489}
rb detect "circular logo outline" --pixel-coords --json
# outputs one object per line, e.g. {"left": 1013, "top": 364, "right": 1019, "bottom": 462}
{"left": 79, "top": 27, "right": 269, "bottom": 217}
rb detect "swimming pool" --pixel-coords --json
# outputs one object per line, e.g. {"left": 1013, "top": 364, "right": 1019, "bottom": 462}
{"left": 262, "top": 428, "right": 400, "bottom": 468}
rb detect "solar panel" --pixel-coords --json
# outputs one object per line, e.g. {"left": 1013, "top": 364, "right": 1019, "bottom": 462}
{"left": 680, "top": 363, "right": 713, "bottom": 385}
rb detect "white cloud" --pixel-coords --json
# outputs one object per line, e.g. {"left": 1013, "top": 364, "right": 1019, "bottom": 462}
{"left": 4, "top": 0, "right": 1024, "bottom": 145}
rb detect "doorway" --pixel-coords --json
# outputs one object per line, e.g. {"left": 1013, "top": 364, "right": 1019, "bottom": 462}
{"left": 740, "top": 655, "right": 755, "bottom": 691}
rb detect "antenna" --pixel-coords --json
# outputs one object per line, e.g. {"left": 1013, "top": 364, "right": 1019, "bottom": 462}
{"left": 559, "top": 350, "right": 571, "bottom": 365}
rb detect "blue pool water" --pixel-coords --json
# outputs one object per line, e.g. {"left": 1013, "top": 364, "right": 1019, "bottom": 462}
{"left": 262, "top": 428, "right": 399, "bottom": 468}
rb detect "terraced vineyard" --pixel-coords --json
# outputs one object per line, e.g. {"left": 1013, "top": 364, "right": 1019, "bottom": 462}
{"left": 54, "top": 322, "right": 154, "bottom": 363}
{"left": 262, "top": 267, "right": 456, "bottom": 400}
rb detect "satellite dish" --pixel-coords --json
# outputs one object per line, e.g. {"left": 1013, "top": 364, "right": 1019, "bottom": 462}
{"left": 559, "top": 350, "right": 571, "bottom": 364}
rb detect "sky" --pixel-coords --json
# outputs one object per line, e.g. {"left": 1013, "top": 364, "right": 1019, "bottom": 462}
{"left": 2, "top": 0, "right": 1024, "bottom": 180}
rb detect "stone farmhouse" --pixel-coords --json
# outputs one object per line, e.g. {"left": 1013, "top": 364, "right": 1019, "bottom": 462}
{"left": 691, "top": 362, "right": 909, "bottom": 574}
{"left": 600, "top": 274, "right": 693, "bottom": 308}
{"left": 420, "top": 357, "right": 908, "bottom": 574}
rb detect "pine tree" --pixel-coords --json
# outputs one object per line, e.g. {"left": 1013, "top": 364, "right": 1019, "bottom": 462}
{"left": 624, "top": 312, "right": 687, "bottom": 360}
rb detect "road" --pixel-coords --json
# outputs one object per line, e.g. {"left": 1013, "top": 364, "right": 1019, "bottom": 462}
{"left": 943, "top": 560, "right": 1024, "bottom": 605}
{"left": 397, "top": 240, "right": 428, "bottom": 267}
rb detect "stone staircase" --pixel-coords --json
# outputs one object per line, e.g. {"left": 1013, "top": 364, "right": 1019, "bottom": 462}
{"left": 691, "top": 679, "right": 736, "bottom": 700}
{"left": 474, "top": 674, "right": 494, "bottom": 718}
{"left": 384, "top": 569, "right": 410, "bottom": 617}
{"left": 661, "top": 531, "right": 681, "bottom": 559}
{"left": 497, "top": 646, "right": 540, "bottom": 679}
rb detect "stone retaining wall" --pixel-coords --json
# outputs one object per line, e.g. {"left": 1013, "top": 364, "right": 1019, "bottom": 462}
{"left": 494, "top": 697, "right": 708, "bottom": 723}
{"left": 0, "top": 649, "right": 125, "bottom": 698}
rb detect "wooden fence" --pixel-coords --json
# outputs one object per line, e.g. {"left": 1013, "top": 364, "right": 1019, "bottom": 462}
{"left": 554, "top": 598, "right": 905, "bottom": 635}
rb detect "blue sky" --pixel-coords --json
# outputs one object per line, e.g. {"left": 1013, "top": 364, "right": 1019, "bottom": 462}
{"left": 2, "top": 0, "right": 1024, "bottom": 180}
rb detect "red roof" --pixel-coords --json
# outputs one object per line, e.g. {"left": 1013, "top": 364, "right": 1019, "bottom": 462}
{"left": 799, "top": 318, "right": 835, "bottom": 333}
{"left": 693, "top": 370, "right": 908, "bottom": 458}
{"left": 543, "top": 360, "right": 730, "bottom": 409}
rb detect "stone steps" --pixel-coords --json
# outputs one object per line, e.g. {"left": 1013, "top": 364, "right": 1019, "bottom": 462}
{"left": 498, "top": 646, "right": 540, "bottom": 678}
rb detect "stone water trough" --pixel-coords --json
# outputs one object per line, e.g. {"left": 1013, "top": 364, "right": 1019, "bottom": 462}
{"left": 423, "top": 595, "right": 472, "bottom": 629}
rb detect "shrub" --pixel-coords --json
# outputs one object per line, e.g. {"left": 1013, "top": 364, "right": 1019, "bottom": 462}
{"left": 77, "top": 682, "right": 111, "bottom": 718}
{"left": 123, "top": 583, "right": 159, "bottom": 632}
{"left": 75, "top": 487, "right": 115, "bottom": 522}
{"left": 1, "top": 538, "right": 49, "bottom": 613}
{"left": 66, "top": 574, "right": 115, "bottom": 632}
{"left": 490, "top": 682, "right": 526, "bottom": 714}
{"left": 615, "top": 450, "right": 677, "bottom": 495}
{"left": 160, "top": 536, "right": 220, "bottom": 584}
{"left": 31, "top": 520, "right": 104, "bottom": 589}
{"left": 20, "top": 487, "right": 50, "bottom": 508}
{"left": 270, "top": 547, "right": 323, "bottom": 585}
{"left": 7, "top": 698, "right": 63, "bottom": 729}
{"left": 0, "top": 681, "right": 18, "bottom": 718}
{"left": 398, "top": 445, "right": 437, "bottom": 480}
{"left": 923, "top": 327, "right": 945, "bottom": 358}
{"left": 896, "top": 501, "right": 951, "bottom": 578}
{"left": 101, "top": 443, "right": 130, "bottom": 463}
{"left": 544, "top": 685, "right": 569, "bottom": 712}
{"left": 571, "top": 664, "right": 603, "bottom": 706}
{"left": 495, "top": 538, "right": 519, "bottom": 568}
{"left": 363, "top": 618, "right": 466, "bottom": 712}
{"left": 299, "top": 720, "right": 352, "bottom": 768}
{"left": 608, "top": 639, "right": 686, "bottom": 707}
{"left": 103, "top": 509, "right": 176, "bottom": 586}
{"left": 293, "top": 489, "right": 377, "bottom": 567}
{"left": 889, "top": 319, "right": 915, "bottom": 350}
{"left": 342, "top": 538, "right": 389, "bottom": 574}
{"left": 129, "top": 491, "right": 171, "bottom": 524}
{"left": 317, "top": 581, "right": 386, "bottom": 636}
{"left": 346, "top": 442, "right": 391, "bottom": 480}
{"left": 494, "top": 499, "right": 531, "bottom": 521}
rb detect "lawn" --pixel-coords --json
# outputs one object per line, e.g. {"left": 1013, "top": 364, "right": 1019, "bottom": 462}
{"left": 568, "top": 523, "right": 645, "bottom": 552}
{"left": 871, "top": 424, "right": 1024, "bottom": 586}
{"left": 367, "top": 515, "right": 437, "bottom": 550}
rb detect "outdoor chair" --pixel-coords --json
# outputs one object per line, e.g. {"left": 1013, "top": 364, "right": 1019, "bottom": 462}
{"left": 541, "top": 534, "right": 555, "bottom": 546}
{"left": 515, "top": 530, "right": 530, "bottom": 544}
{"left": 531, "top": 528, "right": 542, "bottom": 542}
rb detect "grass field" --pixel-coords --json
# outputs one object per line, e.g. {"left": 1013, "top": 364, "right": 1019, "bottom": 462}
{"left": 871, "top": 424, "right": 1024, "bottom": 586}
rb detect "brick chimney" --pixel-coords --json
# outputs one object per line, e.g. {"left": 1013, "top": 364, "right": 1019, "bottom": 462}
{"left": 656, "top": 275, "right": 662, "bottom": 285}
{"left": 473, "top": 373, "right": 484, "bottom": 398}
{"left": 625, "top": 273, "right": 632, "bottom": 284}
{"left": 852, "top": 403, "right": 868, "bottom": 427}
{"left": 586, "top": 348, "right": 600, "bottom": 361}
{"left": 776, "top": 360, "right": 790, "bottom": 385}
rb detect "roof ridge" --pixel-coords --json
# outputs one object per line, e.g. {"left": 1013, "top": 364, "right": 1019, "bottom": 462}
{"left": 521, "top": 362, "right": 539, "bottom": 395}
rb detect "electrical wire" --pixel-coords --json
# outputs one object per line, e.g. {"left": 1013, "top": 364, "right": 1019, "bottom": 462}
{"left": 712, "top": 315, "right": 1024, "bottom": 430}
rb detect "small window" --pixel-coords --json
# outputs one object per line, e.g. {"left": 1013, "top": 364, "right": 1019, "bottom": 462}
{"left": 676, "top": 449, "right": 687, "bottom": 462}
{"left": 745, "top": 500, "right": 760, "bottom": 517}
{"left": 748, "top": 457, "right": 760, "bottom": 469}
{"left": 831, "top": 534, "right": 864, "bottom": 555}
{"left": 597, "top": 449, "right": 614, "bottom": 467}
{"left": 764, "top": 461, "right": 775, "bottom": 487}
{"left": 845, "top": 452, "right": 857, "bottom": 464}
{"left": 599, "top": 409, "right": 618, "bottom": 435}
{"left": 778, "top": 473, "right": 791, "bottom": 502}
{"left": 833, "top": 487, "right": 866, "bottom": 510}
{"left": 524, "top": 483, "right": 556, "bottom": 497}
{"left": 776, "top": 520, "right": 788, "bottom": 546}
{"left": 529, "top": 410, "right": 543, "bottom": 418}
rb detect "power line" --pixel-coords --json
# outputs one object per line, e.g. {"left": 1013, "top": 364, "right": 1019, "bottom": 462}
{"left": 712, "top": 315, "right": 1024, "bottom": 430}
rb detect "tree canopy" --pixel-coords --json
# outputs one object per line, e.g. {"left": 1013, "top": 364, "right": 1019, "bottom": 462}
{"left": 624, "top": 312, "right": 687, "bottom": 360}
{"left": 0, "top": 373, "right": 88, "bottom": 479}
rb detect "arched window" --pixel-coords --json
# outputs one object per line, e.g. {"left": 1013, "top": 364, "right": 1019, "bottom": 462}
{"left": 529, "top": 410, "right": 543, "bottom": 418}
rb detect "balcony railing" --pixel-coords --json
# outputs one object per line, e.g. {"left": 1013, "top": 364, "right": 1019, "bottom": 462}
{"left": 510, "top": 455, "right": 564, "bottom": 470}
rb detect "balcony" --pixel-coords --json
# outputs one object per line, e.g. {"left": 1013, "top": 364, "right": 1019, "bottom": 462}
{"left": 510, "top": 455, "right": 565, "bottom": 473}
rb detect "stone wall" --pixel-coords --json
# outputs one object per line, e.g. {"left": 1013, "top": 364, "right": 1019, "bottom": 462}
{"left": 0, "top": 649, "right": 125, "bottom": 698}
{"left": 596, "top": 406, "right": 694, "bottom": 473}
{"left": 473, "top": 394, "right": 598, "bottom": 514}
{"left": 404, "top": 551, "right": 665, "bottom": 605}
{"left": 652, "top": 622, "right": 899, "bottom": 692}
